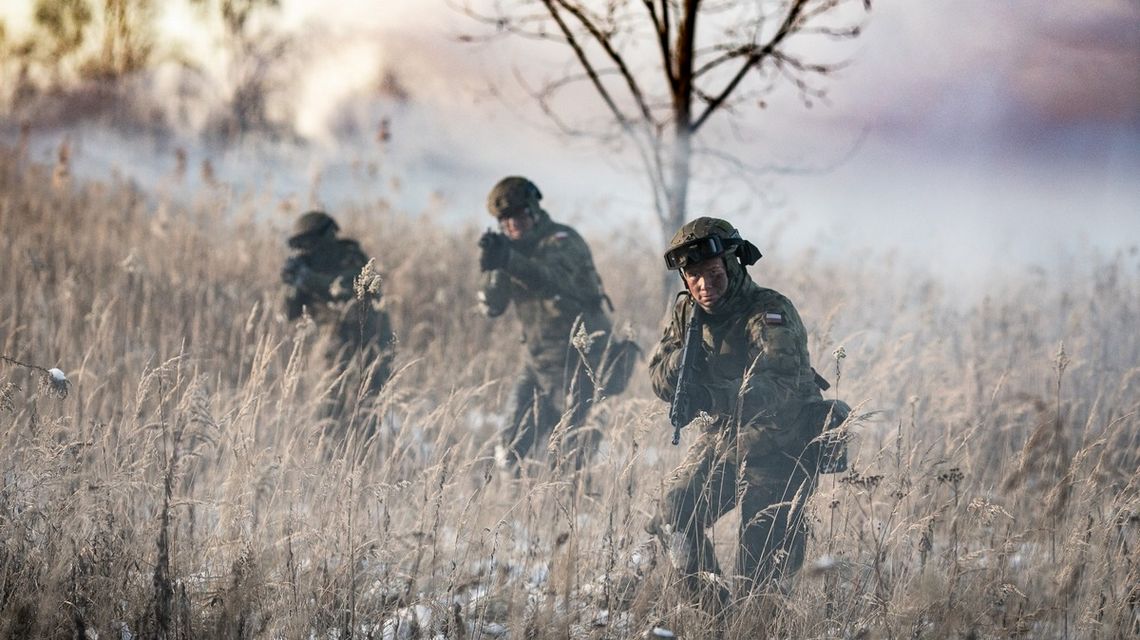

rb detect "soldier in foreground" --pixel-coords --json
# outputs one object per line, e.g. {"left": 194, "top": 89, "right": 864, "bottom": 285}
{"left": 477, "top": 176, "right": 634, "bottom": 472}
{"left": 282, "top": 211, "right": 394, "bottom": 429}
{"left": 647, "top": 217, "right": 838, "bottom": 608}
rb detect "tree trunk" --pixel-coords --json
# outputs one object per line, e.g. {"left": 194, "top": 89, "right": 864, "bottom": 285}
{"left": 659, "top": 126, "right": 693, "bottom": 306}
{"left": 659, "top": 0, "right": 699, "bottom": 305}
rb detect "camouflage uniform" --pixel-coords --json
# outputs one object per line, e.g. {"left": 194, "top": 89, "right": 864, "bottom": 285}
{"left": 647, "top": 217, "right": 824, "bottom": 602}
{"left": 479, "top": 177, "right": 614, "bottom": 470}
{"left": 283, "top": 212, "right": 394, "bottom": 420}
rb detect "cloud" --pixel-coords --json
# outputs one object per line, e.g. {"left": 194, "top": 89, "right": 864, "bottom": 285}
{"left": 1011, "top": 2, "right": 1140, "bottom": 126}
{"left": 821, "top": 0, "right": 1140, "bottom": 143}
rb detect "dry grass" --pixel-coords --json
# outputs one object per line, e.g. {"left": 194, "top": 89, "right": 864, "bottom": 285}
{"left": 1, "top": 142, "right": 1138, "bottom": 639}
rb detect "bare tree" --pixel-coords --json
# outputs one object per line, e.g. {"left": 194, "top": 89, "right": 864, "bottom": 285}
{"left": 3, "top": 0, "right": 154, "bottom": 117}
{"left": 0, "top": 0, "right": 93, "bottom": 102}
{"left": 2, "top": 0, "right": 289, "bottom": 135}
{"left": 7, "top": 0, "right": 139, "bottom": 88}
{"left": 190, "top": 0, "right": 289, "bottom": 138}
{"left": 89, "top": 0, "right": 155, "bottom": 79}
{"left": 458, "top": 0, "right": 869, "bottom": 292}
{"left": 34, "top": 0, "right": 94, "bottom": 71}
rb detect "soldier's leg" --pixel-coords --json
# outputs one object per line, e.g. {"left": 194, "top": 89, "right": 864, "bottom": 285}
{"left": 349, "top": 348, "right": 388, "bottom": 450}
{"left": 360, "top": 305, "right": 395, "bottom": 396}
{"left": 736, "top": 464, "right": 816, "bottom": 595}
{"left": 321, "top": 335, "right": 364, "bottom": 424}
{"left": 327, "top": 338, "right": 389, "bottom": 454}
{"left": 345, "top": 308, "right": 397, "bottom": 451}
{"left": 647, "top": 432, "right": 738, "bottom": 608}
{"left": 563, "top": 360, "right": 600, "bottom": 471}
{"left": 319, "top": 342, "right": 354, "bottom": 431}
{"left": 502, "top": 368, "right": 553, "bottom": 468}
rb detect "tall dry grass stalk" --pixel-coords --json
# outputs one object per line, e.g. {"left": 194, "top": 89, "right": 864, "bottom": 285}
{"left": 1, "top": 142, "right": 1138, "bottom": 638}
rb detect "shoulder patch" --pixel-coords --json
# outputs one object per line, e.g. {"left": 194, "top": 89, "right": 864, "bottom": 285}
{"left": 551, "top": 231, "right": 571, "bottom": 240}
{"left": 762, "top": 311, "right": 785, "bottom": 326}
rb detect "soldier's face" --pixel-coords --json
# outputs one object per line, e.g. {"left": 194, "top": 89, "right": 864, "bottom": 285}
{"left": 682, "top": 258, "right": 729, "bottom": 310}
{"left": 500, "top": 212, "right": 535, "bottom": 240}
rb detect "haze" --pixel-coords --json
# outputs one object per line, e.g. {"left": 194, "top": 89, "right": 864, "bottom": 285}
{"left": 2, "top": 0, "right": 1137, "bottom": 289}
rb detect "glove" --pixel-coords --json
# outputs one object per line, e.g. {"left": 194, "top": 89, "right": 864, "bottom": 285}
{"left": 478, "top": 231, "right": 510, "bottom": 272}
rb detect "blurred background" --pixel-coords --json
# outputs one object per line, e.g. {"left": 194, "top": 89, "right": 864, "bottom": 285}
{"left": 2, "top": 0, "right": 1137, "bottom": 294}
{"left": 2, "top": 4, "right": 1139, "bottom": 637}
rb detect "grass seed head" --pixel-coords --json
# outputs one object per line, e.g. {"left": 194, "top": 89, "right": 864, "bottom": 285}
{"left": 1054, "top": 341, "right": 1070, "bottom": 375}
{"left": 42, "top": 368, "right": 70, "bottom": 399}
{"left": 571, "top": 321, "right": 604, "bottom": 354}
{"left": 354, "top": 258, "right": 383, "bottom": 300}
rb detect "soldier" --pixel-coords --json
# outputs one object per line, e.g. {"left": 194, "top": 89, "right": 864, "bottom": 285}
{"left": 478, "top": 176, "right": 632, "bottom": 472}
{"left": 282, "top": 211, "right": 394, "bottom": 426}
{"left": 647, "top": 217, "right": 831, "bottom": 606}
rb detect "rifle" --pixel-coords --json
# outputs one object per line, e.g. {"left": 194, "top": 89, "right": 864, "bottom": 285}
{"left": 670, "top": 300, "right": 704, "bottom": 445}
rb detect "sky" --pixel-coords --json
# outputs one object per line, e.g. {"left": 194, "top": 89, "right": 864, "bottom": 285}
{"left": 2, "top": 0, "right": 1138, "bottom": 289}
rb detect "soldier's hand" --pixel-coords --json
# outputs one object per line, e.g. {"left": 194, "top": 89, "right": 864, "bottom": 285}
{"left": 478, "top": 231, "right": 510, "bottom": 272}
{"left": 282, "top": 257, "right": 319, "bottom": 290}
{"left": 281, "top": 256, "right": 303, "bottom": 285}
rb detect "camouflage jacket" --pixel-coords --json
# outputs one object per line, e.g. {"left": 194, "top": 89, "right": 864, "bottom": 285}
{"left": 480, "top": 213, "right": 612, "bottom": 374}
{"left": 284, "top": 238, "right": 369, "bottom": 323}
{"left": 649, "top": 277, "right": 820, "bottom": 441}
{"left": 283, "top": 238, "right": 393, "bottom": 356}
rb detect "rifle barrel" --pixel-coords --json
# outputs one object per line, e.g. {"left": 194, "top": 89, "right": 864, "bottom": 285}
{"left": 669, "top": 301, "right": 703, "bottom": 446}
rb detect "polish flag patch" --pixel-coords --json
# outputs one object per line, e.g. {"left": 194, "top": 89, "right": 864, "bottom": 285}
{"left": 763, "top": 312, "right": 785, "bottom": 325}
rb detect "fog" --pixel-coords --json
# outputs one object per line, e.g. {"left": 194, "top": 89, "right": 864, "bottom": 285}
{"left": 3, "top": 0, "right": 1137, "bottom": 292}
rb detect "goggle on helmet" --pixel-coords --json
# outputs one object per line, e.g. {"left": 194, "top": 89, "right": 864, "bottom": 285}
{"left": 664, "top": 230, "right": 762, "bottom": 270}
{"left": 664, "top": 235, "right": 732, "bottom": 270}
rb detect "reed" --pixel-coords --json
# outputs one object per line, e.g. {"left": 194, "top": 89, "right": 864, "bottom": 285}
{"left": 1, "top": 143, "right": 1137, "bottom": 638}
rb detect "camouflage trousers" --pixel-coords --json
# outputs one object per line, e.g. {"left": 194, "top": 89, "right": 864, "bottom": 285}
{"left": 502, "top": 358, "right": 598, "bottom": 472}
{"left": 316, "top": 336, "right": 392, "bottom": 447}
{"left": 648, "top": 420, "right": 817, "bottom": 605}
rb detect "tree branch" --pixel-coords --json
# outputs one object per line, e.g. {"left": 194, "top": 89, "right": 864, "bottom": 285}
{"left": 449, "top": 1, "right": 569, "bottom": 45}
{"left": 551, "top": 0, "right": 656, "bottom": 127}
{"left": 691, "top": 0, "right": 808, "bottom": 132}
{"left": 641, "top": 0, "right": 676, "bottom": 92}
{"left": 544, "top": 1, "right": 673, "bottom": 223}
{"left": 537, "top": 0, "right": 633, "bottom": 129}
{"left": 691, "top": 43, "right": 757, "bottom": 80}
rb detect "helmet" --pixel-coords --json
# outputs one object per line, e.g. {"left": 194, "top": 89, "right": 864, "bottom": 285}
{"left": 664, "top": 216, "right": 761, "bottom": 270}
{"left": 486, "top": 176, "right": 543, "bottom": 219}
{"left": 290, "top": 211, "right": 339, "bottom": 243}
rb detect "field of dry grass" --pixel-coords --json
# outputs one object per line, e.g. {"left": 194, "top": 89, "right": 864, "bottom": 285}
{"left": 1, "top": 141, "right": 1138, "bottom": 639}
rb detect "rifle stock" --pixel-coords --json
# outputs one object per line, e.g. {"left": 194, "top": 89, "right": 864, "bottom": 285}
{"left": 669, "top": 301, "right": 703, "bottom": 445}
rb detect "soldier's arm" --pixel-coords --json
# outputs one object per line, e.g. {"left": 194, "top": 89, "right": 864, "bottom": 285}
{"left": 503, "top": 233, "right": 599, "bottom": 304}
{"left": 297, "top": 248, "right": 367, "bottom": 301}
{"left": 478, "top": 269, "right": 511, "bottom": 317}
{"left": 292, "top": 269, "right": 333, "bottom": 297}
{"left": 647, "top": 300, "right": 686, "bottom": 403}
{"left": 737, "top": 300, "right": 814, "bottom": 440}
{"left": 330, "top": 248, "right": 369, "bottom": 300}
